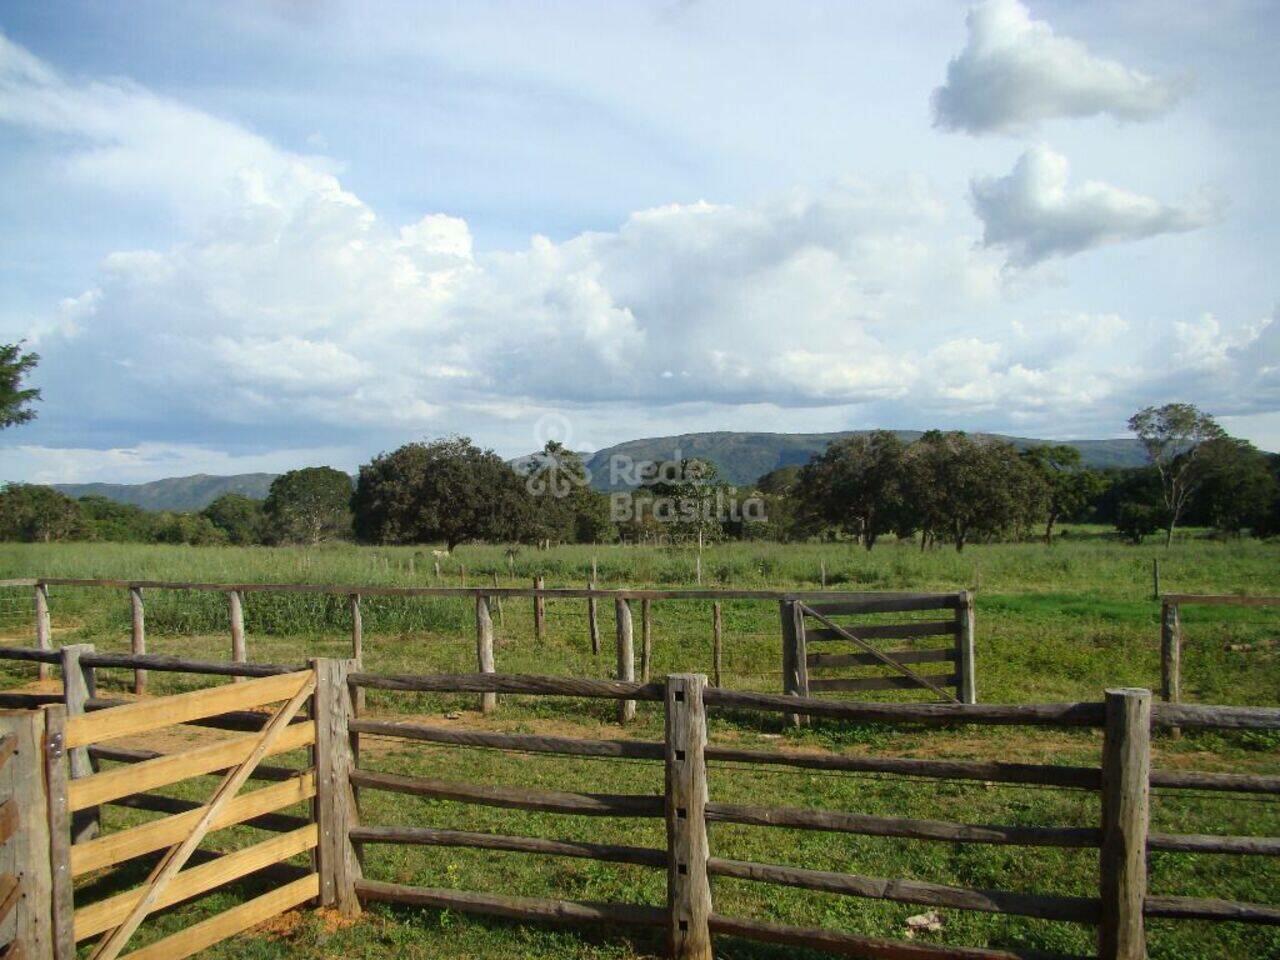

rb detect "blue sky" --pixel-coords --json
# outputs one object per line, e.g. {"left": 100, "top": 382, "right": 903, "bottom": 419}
{"left": 1, "top": 0, "right": 1278, "bottom": 483}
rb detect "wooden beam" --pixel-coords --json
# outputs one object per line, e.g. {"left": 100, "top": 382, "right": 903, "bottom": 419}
{"left": 475, "top": 597, "right": 496, "bottom": 715}
{"left": 1099, "top": 688, "right": 1151, "bottom": 960}
{"left": 0, "top": 711, "right": 52, "bottom": 958}
{"left": 313, "top": 659, "right": 361, "bottom": 918}
{"left": 129, "top": 588, "right": 146, "bottom": 696}
{"left": 60, "top": 644, "right": 99, "bottom": 843}
{"left": 350, "top": 769, "right": 663, "bottom": 817}
{"left": 616, "top": 598, "right": 635, "bottom": 724}
{"left": 665, "top": 674, "right": 712, "bottom": 960}
{"left": 956, "top": 590, "right": 977, "bottom": 704}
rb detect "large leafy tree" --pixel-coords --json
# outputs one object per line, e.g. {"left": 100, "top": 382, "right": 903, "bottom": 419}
{"left": 263, "top": 467, "right": 353, "bottom": 544}
{"left": 1187, "top": 438, "right": 1278, "bottom": 535}
{"left": 201, "top": 494, "right": 267, "bottom": 545}
{"left": 0, "top": 343, "right": 40, "bottom": 429}
{"left": 794, "top": 431, "right": 907, "bottom": 549}
{"left": 639, "top": 457, "right": 725, "bottom": 545}
{"left": 520, "top": 441, "right": 614, "bottom": 544}
{"left": 77, "top": 496, "right": 156, "bottom": 542}
{"left": 1128, "top": 403, "right": 1226, "bottom": 547}
{"left": 353, "top": 437, "right": 531, "bottom": 549}
{"left": 0, "top": 484, "right": 81, "bottom": 542}
{"left": 1021, "top": 445, "right": 1104, "bottom": 545}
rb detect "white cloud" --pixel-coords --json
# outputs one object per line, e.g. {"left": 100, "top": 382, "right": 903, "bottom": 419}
{"left": 970, "top": 145, "right": 1212, "bottom": 267}
{"left": 933, "top": 0, "right": 1186, "bottom": 135}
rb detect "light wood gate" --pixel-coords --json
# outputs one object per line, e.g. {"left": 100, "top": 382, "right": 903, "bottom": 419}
{"left": 781, "top": 592, "right": 977, "bottom": 714}
{"left": 49, "top": 670, "right": 322, "bottom": 960}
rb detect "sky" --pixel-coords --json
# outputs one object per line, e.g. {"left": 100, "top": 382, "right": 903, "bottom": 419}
{"left": 1, "top": 0, "right": 1278, "bottom": 484}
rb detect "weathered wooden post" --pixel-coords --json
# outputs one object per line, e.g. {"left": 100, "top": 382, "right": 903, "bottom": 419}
{"left": 1099, "top": 688, "right": 1151, "bottom": 960}
{"left": 534, "top": 576, "right": 546, "bottom": 642}
{"left": 227, "top": 590, "right": 246, "bottom": 680}
{"left": 1160, "top": 600, "right": 1181, "bottom": 739}
{"left": 0, "top": 709, "right": 53, "bottom": 958}
{"left": 956, "top": 590, "right": 978, "bottom": 704}
{"left": 1151, "top": 559, "right": 1161, "bottom": 600}
{"left": 313, "top": 658, "right": 362, "bottom": 918}
{"left": 43, "top": 704, "right": 74, "bottom": 960}
{"left": 664, "top": 673, "right": 712, "bottom": 960}
{"left": 587, "top": 581, "right": 600, "bottom": 656}
{"left": 129, "top": 586, "right": 146, "bottom": 695}
{"left": 476, "top": 596, "right": 496, "bottom": 715}
{"left": 780, "top": 599, "right": 800, "bottom": 728}
{"left": 34, "top": 583, "right": 50, "bottom": 682}
{"left": 641, "top": 598, "right": 653, "bottom": 683}
{"left": 711, "top": 602, "right": 723, "bottom": 688}
{"left": 492, "top": 572, "right": 504, "bottom": 627}
{"left": 60, "top": 642, "right": 99, "bottom": 843}
{"left": 349, "top": 594, "right": 363, "bottom": 664}
{"left": 616, "top": 598, "right": 635, "bottom": 724}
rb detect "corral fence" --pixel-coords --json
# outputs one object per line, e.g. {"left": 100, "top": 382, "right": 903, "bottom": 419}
{"left": 0, "top": 641, "right": 1276, "bottom": 959}
{"left": 0, "top": 578, "right": 978, "bottom": 715}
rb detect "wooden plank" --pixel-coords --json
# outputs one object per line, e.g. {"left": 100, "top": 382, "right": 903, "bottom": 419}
{"left": 105, "top": 793, "right": 310, "bottom": 835}
{"left": 1143, "top": 895, "right": 1280, "bottom": 924}
{"left": 702, "top": 689, "right": 1107, "bottom": 727}
{"left": 115, "top": 873, "right": 318, "bottom": 960}
{"left": 0, "top": 711, "right": 52, "bottom": 958}
{"left": 705, "top": 802, "right": 1100, "bottom": 848}
{"left": 806, "top": 595, "right": 962, "bottom": 615}
{"left": 616, "top": 598, "right": 635, "bottom": 724}
{"left": 85, "top": 672, "right": 317, "bottom": 960}
{"left": 87, "top": 743, "right": 300, "bottom": 782}
{"left": 1152, "top": 702, "right": 1280, "bottom": 731}
{"left": 350, "top": 769, "right": 664, "bottom": 817}
{"left": 1099, "top": 688, "right": 1151, "bottom": 960}
{"left": 704, "top": 746, "right": 1101, "bottom": 789}
{"left": 475, "top": 598, "right": 496, "bottom": 715}
{"left": 350, "top": 718, "right": 665, "bottom": 760}
{"left": 665, "top": 674, "right": 711, "bottom": 960}
{"left": 79, "top": 653, "right": 302, "bottom": 678}
{"left": 69, "top": 720, "right": 314, "bottom": 811}
{"left": 956, "top": 590, "right": 977, "bottom": 704}
{"left": 350, "top": 672, "right": 665, "bottom": 701}
{"left": 71, "top": 774, "right": 316, "bottom": 877}
{"left": 807, "top": 621, "right": 960, "bottom": 642}
{"left": 809, "top": 674, "right": 959, "bottom": 693}
{"left": 43, "top": 706, "right": 75, "bottom": 960}
{"left": 129, "top": 588, "right": 146, "bottom": 696}
{"left": 355, "top": 879, "right": 666, "bottom": 929}
{"left": 1150, "top": 768, "right": 1280, "bottom": 794}
{"left": 800, "top": 604, "right": 958, "bottom": 703}
{"left": 73, "top": 825, "right": 318, "bottom": 940}
{"left": 706, "top": 858, "right": 1098, "bottom": 923}
{"left": 808, "top": 649, "right": 956, "bottom": 669}
{"left": 349, "top": 825, "right": 665, "bottom": 868}
{"left": 0, "top": 874, "right": 19, "bottom": 929}
{"left": 64, "top": 670, "right": 312, "bottom": 748}
{"left": 0, "top": 799, "right": 15, "bottom": 846}
{"left": 1147, "top": 832, "right": 1280, "bottom": 855}
{"left": 707, "top": 913, "right": 1087, "bottom": 960}
{"left": 313, "top": 659, "right": 360, "bottom": 918}
{"left": 0, "top": 648, "right": 61, "bottom": 665}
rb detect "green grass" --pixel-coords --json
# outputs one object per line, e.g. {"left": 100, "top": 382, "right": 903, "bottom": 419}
{"left": 1, "top": 533, "right": 1277, "bottom": 959}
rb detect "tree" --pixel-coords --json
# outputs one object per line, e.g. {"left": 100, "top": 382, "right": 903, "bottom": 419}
{"left": 1187, "top": 438, "right": 1278, "bottom": 536}
{"left": 152, "top": 511, "right": 228, "bottom": 546}
{"left": 1021, "top": 445, "right": 1104, "bottom": 545}
{"left": 520, "top": 441, "right": 614, "bottom": 544}
{"left": 639, "top": 457, "right": 725, "bottom": 545}
{"left": 0, "top": 343, "right": 40, "bottom": 429}
{"left": 1128, "top": 403, "right": 1226, "bottom": 547}
{"left": 77, "top": 496, "right": 156, "bottom": 542}
{"left": 794, "top": 431, "right": 907, "bottom": 549}
{"left": 0, "top": 484, "right": 82, "bottom": 542}
{"left": 263, "top": 467, "right": 353, "bottom": 544}
{"left": 353, "top": 437, "right": 531, "bottom": 549}
{"left": 201, "top": 494, "right": 266, "bottom": 545}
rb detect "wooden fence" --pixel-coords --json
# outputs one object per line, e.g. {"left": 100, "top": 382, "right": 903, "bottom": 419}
{"left": 0, "top": 639, "right": 1276, "bottom": 959}
{"left": 0, "top": 579, "right": 976, "bottom": 714}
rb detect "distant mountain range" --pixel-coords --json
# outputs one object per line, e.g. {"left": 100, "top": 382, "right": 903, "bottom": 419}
{"left": 51, "top": 431, "right": 1151, "bottom": 510}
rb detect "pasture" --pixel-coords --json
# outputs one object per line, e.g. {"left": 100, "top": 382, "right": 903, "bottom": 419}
{"left": 0, "top": 531, "right": 1277, "bottom": 959}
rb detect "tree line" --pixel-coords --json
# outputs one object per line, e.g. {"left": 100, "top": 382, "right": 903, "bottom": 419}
{"left": 2, "top": 404, "right": 1277, "bottom": 549}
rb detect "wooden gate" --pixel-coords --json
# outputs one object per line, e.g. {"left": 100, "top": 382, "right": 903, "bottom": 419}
{"left": 781, "top": 592, "right": 976, "bottom": 715}
{"left": 48, "top": 669, "right": 322, "bottom": 960}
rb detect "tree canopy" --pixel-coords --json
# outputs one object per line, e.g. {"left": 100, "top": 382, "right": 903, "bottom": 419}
{"left": 0, "top": 343, "right": 40, "bottom": 429}
{"left": 263, "top": 467, "right": 353, "bottom": 544}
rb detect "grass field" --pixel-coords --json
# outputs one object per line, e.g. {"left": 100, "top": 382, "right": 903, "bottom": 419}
{"left": 1, "top": 531, "right": 1277, "bottom": 959}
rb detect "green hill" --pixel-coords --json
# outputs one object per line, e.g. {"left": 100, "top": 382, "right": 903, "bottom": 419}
{"left": 53, "top": 473, "right": 277, "bottom": 512}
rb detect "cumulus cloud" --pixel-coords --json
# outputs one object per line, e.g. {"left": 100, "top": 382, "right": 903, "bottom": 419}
{"left": 933, "top": 0, "right": 1186, "bottom": 135}
{"left": 970, "top": 146, "right": 1212, "bottom": 267}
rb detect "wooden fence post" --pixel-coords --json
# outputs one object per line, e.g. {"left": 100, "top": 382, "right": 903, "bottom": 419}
{"left": 780, "top": 599, "right": 800, "bottom": 728}
{"left": 43, "top": 704, "right": 74, "bottom": 960}
{"left": 34, "top": 584, "right": 50, "bottom": 682}
{"left": 228, "top": 590, "right": 246, "bottom": 681}
{"left": 588, "top": 582, "right": 600, "bottom": 656}
{"left": 1160, "top": 601, "right": 1180, "bottom": 709}
{"left": 641, "top": 598, "right": 653, "bottom": 683}
{"left": 492, "top": 572, "right": 504, "bottom": 627}
{"left": 711, "top": 603, "right": 723, "bottom": 688}
{"left": 60, "top": 643, "right": 99, "bottom": 844}
{"left": 1099, "top": 687, "right": 1151, "bottom": 960}
{"left": 0, "top": 709, "right": 53, "bottom": 958}
{"left": 349, "top": 594, "right": 363, "bottom": 664}
{"left": 313, "top": 659, "right": 362, "bottom": 918}
{"left": 1151, "top": 559, "right": 1160, "bottom": 601}
{"left": 616, "top": 598, "right": 635, "bottom": 724}
{"left": 534, "top": 577, "right": 546, "bottom": 642}
{"left": 956, "top": 590, "right": 977, "bottom": 704}
{"left": 664, "top": 673, "right": 712, "bottom": 960}
{"left": 129, "top": 587, "right": 146, "bottom": 696}
{"left": 476, "top": 596, "right": 496, "bottom": 715}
